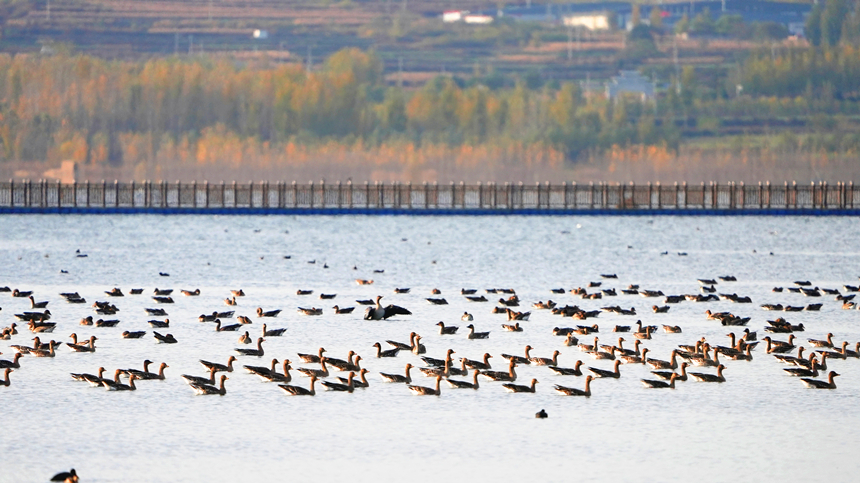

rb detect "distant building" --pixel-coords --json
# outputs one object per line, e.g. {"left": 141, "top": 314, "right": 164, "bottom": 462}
{"left": 606, "top": 71, "right": 655, "bottom": 101}
{"left": 443, "top": 11, "right": 466, "bottom": 23}
{"left": 562, "top": 13, "right": 611, "bottom": 31}
{"left": 43, "top": 160, "right": 77, "bottom": 184}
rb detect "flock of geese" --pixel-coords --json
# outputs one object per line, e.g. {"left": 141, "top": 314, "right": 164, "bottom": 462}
{"left": 1, "top": 273, "right": 856, "bottom": 405}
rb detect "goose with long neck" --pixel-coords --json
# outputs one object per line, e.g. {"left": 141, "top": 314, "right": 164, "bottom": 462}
{"left": 280, "top": 375, "right": 317, "bottom": 396}
{"left": 549, "top": 360, "right": 583, "bottom": 376}
{"left": 190, "top": 375, "right": 228, "bottom": 395}
{"left": 785, "top": 358, "right": 819, "bottom": 377}
{"left": 66, "top": 335, "right": 97, "bottom": 352}
{"left": 690, "top": 364, "right": 726, "bottom": 382}
{"left": 501, "top": 345, "right": 533, "bottom": 365}
{"left": 647, "top": 350, "right": 678, "bottom": 370}
{"left": 297, "top": 357, "right": 329, "bottom": 378}
{"left": 325, "top": 351, "right": 356, "bottom": 371}
{"left": 380, "top": 363, "right": 413, "bottom": 383}
{"left": 101, "top": 369, "right": 124, "bottom": 390}
{"left": 0, "top": 368, "right": 12, "bottom": 387}
{"left": 322, "top": 371, "right": 356, "bottom": 392}
{"left": 817, "top": 341, "right": 849, "bottom": 360}
{"left": 503, "top": 378, "right": 538, "bottom": 393}
{"left": 140, "top": 362, "right": 169, "bottom": 380}
{"left": 578, "top": 337, "right": 599, "bottom": 353}
{"left": 338, "top": 368, "right": 369, "bottom": 388}
{"left": 553, "top": 375, "right": 593, "bottom": 396}
{"left": 481, "top": 359, "right": 517, "bottom": 381}
{"left": 259, "top": 360, "right": 292, "bottom": 383}
{"left": 446, "top": 369, "right": 480, "bottom": 389}
{"left": 462, "top": 353, "right": 492, "bottom": 370}
{"left": 652, "top": 362, "right": 688, "bottom": 381}
{"left": 807, "top": 333, "right": 834, "bottom": 348}
{"left": 621, "top": 347, "right": 649, "bottom": 364}
{"left": 0, "top": 353, "right": 23, "bottom": 369}
{"left": 297, "top": 347, "right": 326, "bottom": 364}
{"left": 411, "top": 334, "right": 427, "bottom": 355}
{"left": 422, "top": 349, "right": 455, "bottom": 368}
{"left": 29, "top": 341, "right": 58, "bottom": 357}
{"left": 108, "top": 374, "right": 138, "bottom": 392}
{"left": 641, "top": 373, "right": 679, "bottom": 388}
{"left": 589, "top": 360, "right": 622, "bottom": 378}
{"left": 200, "top": 356, "right": 237, "bottom": 373}
{"left": 373, "top": 342, "right": 400, "bottom": 358}
{"left": 182, "top": 367, "right": 218, "bottom": 386}
{"left": 801, "top": 371, "right": 839, "bottom": 389}
{"left": 420, "top": 358, "right": 451, "bottom": 378}
{"left": 235, "top": 337, "right": 265, "bottom": 357}
{"left": 530, "top": 350, "right": 560, "bottom": 366}
{"left": 408, "top": 375, "right": 442, "bottom": 395}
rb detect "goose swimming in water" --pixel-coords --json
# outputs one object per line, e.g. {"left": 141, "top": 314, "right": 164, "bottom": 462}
{"left": 462, "top": 312, "right": 474, "bottom": 321}
{"left": 298, "top": 347, "right": 326, "bottom": 364}
{"left": 0, "top": 353, "right": 23, "bottom": 369}
{"left": 215, "top": 320, "right": 241, "bottom": 332}
{"left": 70, "top": 367, "right": 105, "bottom": 385}
{"left": 436, "top": 321, "right": 459, "bottom": 335}
{"left": 153, "top": 332, "right": 177, "bottom": 344}
{"left": 422, "top": 349, "right": 456, "bottom": 368}
{"left": 280, "top": 375, "right": 317, "bottom": 396}
{"left": 148, "top": 319, "right": 169, "bottom": 328}
{"left": 466, "top": 324, "right": 490, "bottom": 340}
{"left": 297, "top": 358, "right": 329, "bottom": 378}
{"left": 462, "top": 353, "right": 493, "bottom": 370}
{"left": 190, "top": 375, "right": 228, "bottom": 395}
{"left": 502, "top": 322, "right": 522, "bottom": 332}
{"left": 530, "top": 350, "right": 560, "bottom": 366}
{"left": 337, "top": 368, "right": 369, "bottom": 388}
{"left": 380, "top": 363, "right": 413, "bottom": 383}
{"left": 261, "top": 324, "right": 286, "bottom": 337}
{"left": 503, "top": 378, "right": 538, "bottom": 393}
{"left": 408, "top": 375, "right": 442, "bottom": 396}
{"left": 652, "top": 362, "right": 688, "bottom": 381}
{"left": 235, "top": 337, "right": 265, "bottom": 357}
{"left": 182, "top": 367, "right": 218, "bottom": 386}
{"left": 502, "top": 345, "right": 533, "bottom": 365}
{"left": 200, "top": 356, "right": 237, "bottom": 373}
{"left": 66, "top": 335, "right": 97, "bottom": 353}
{"left": 801, "top": 371, "right": 839, "bottom": 389}
{"left": 105, "top": 374, "right": 138, "bottom": 392}
{"left": 238, "top": 331, "right": 251, "bottom": 344}
{"left": 332, "top": 305, "right": 355, "bottom": 314}
{"left": 647, "top": 350, "right": 679, "bottom": 370}
{"left": 690, "top": 364, "right": 726, "bottom": 383}
{"left": 641, "top": 373, "right": 679, "bottom": 388}
{"left": 256, "top": 307, "right": 281, "bottom": 317}
{"left": 589, "top": 360, "right": 622, "bottom": 378}
{"left": 0, "top": 368, "right": 12, "bottom": 387}
{"left": 322, "top": 371, "right": 356, "bottom": 392}
{"left": 373, "top": 342, "right": 400, "bottom": 358}
{"left": 553, "top": 375, "right": 593, "bottom": 396}
{"left": 29, "top": 296, "right": 48, "bottom": 309}
{"left": 364, "top": 296, "right": 412, "bottom": 320}
{"left": 446, "top": 369, "right": 480, "bottom": 389}
{"left": 481, "top": 359, "right": 517, "bottom": 382}
{"left": 549, "top": 360, "right": 584, "bottom": 376}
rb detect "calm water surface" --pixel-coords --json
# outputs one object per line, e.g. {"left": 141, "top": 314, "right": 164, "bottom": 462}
{"left": 1, "top": 215, "right": 859, "bottom": 482}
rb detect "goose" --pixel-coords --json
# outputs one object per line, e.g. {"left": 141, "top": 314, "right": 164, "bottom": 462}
{"left": 621, "top": 347, "right": 649, "bottom": 364}
{"left": 764, "top": 335, "right": 796, "bottom": 354}
{"left": 447, "top": 369, "right": 480, "bottom": 389}
{"left": 244, "top": 358, "right": 280, "bottom": 376}
{"left": 652, "top": 362, "right": 688, "bottom": 381}
{"left": 461, "top": 312, "right": 474, "bottom": 321}
{"left": 11, "top": 336, "right": 45, "bottom": 353}
{"left": 337, "top": 368, "right": 369, "bottom": 388}
{"left": 215, "top": 320, "right": 241, "bottom": 332}
{"left": 332, "top": 305, "right": 355, "bottom": 314}
{"left": 153, "top": 288, "right": 173, "bottom": 296}
{"left": 182, "top": 367, "right": 217, "bottom": 386}
{"left": 808, "top": 333, "right": 834, "bottom": 348}
{"left": 506, "top": 309, "right": 530, "bottom": 321}
{"left": 502, "top": 322, "right": 523, "bottom": 332}
{"left": 785, "top": 359, "right": 819, "bottom": 378}
{"left": 280, "top": 375, "right": 317, "bottom": 396}
{"left": 190, "top": 375, "right": 228, "bottom": 395}
{"left": 578, "top": 337, "right": 599, "bottom": 353}
{"left": 844, "top": 342, "right": 860, "bottom": 358}
{"left": 774, "top": 346, "right": 806, "bottom": 365}
{"left": 530, "top": 350, "right": 560, "bottom": 366}
{"left": 394, "top": 288, "right": 411, "bottom": 294}
{"left": 148, "top": 319, "right": 169, "bottom": 328}
{"left": 256, "top": 307, "right": 281, "bottom": 317}
{"left": 29, "top": 341, "right": 58, "bottom": 357}
{"left": 662, "top": 325, "right": 682, "bottom": 333}
{"left": 231, "top": 289, "right": 245, "bottom": 297}
{"left": 816, "top": 341, "right": 850, "bottom": 360}
{"left": 589, "top": 360, "right": 622, "bottom": 378}
{"left": 238, "top": 331, "right": 251, "bottom": 344}
{"left": 481, "top": 359, "right": 517, "bottom": 382}
{"left": 18, "top": 309, "right": 52, "bottom": 321}
{"left": 152, "top": 296, "right": 174, "bottom": 304}
{"left": 381, "top": 364, "right": 414, "bottom": 383}
{"left": 199, "top": 356, "right": 237, "bottom": 373}
{"left": 422, "top": 349, "right": 455, "bottom": 368}
{"left": 386, "top": 333, "right": 415, "bottom": 351}
{"left": 71, "top": 366, "right": 107, "bottom": 385}
{"left": 298, "top": 347, "right": 326, "bottom": 364}
{"left": 553, "top": 375, "right": 593, "bottom": 396}
{"left": 501, "top": 345, "right": 533, "bottom": 365}
{"left": 106, "top": 374, "right": 138, "bottom": 392}
{"left": 297, "top": 358, "right": 329, "bottom": 378}
{"left": 181, "top": 289, "right": 200, "bottom": 296}
{"left": 373, "top": 342, "right": 400, "bottom": 358}
{"left": 437, "top": 321, "right": 459, "bottom": 335}
{"left": 153, "top": 332, "right": 177, "bottom": 344}
{"left": 411, "top": 335, "right": 427, "bottom": 355}
{"left": 297, "top": 289, "right": 313, "bottom": 296}
{"left": 12, "top": 289, "right": 33, "bottom": 297}
{"left": 0, "top": 368, "right": 11, "bottom": 387}
{"left": 145, "top": 308, "right": 167, "bottom": 316}
{"left": 235, "top": 337, "right": 265, "bottom": 357}
{"left": 67, "top": 335, "right": 97, "bottom": 353}
{"left": 322, "top": 371, "right": 356, "bottom": 392}
{"left": 462, "top": 353, "right": 493, "bottom": 370}
{"left": 563, "top": 333, "right": 579, "bottom": 347}
{"left": 590, "top": 347, "right": 616, "bottom": 361}
{"left": 128, "top": 289, "right": 142, "bottom": 295}
{"left": 327, "top": 353, "right": 360, "bottom": 372}
{"left": 503, "top": 378, "right": 538, "bottom": 393}
{"left": 420, "top": 358, "right": 451, "bottom": 378}
{"left": 0, "top": 353, "right": 23, "bottom": 369}
{"left": 29, "top": 296, "right": 48, "bottom": 308}
{"left": 426, "top": 297, "right": 448, "bottom": 305}
{"left": 466, "top": 295, "right": 488, "bottom": 302}
{"left": 94, "top": 319, "right": 120, "bottom": 328}
{"left": 356, "top": 298, "right": 375, "bottom": 305}
{"left": 466, "top": 324, "right": 490, "bottom": 340}
{"left": 724, "top": 344, "right": 753, "bottom": 361}
{"left": 692, "top": 348, "right": 721, "bottom": 367}
{"left": 364, "top": 296, "right": 412, "bottom": 320}
{"left": 408, "top": 375, "right": 442, "bottom": 396}
{"left": 224, "top": 297, "right": 237, "bottom": 306}
{"left": 647, "top": 350, "right": 678, "bottom": 370}
{"left": 99, "top": 369, "right": 125, "bottom": 390}
{"left": 690, "top": 364, "right": 726, "bottom": 382}
{"left": 297, "top": 307, "right": 322, "bottom": 316}
{"left": 50, "top": 469, "right": 78, "bottom": 482}
{"left": 633, "top": 327, "right": 653, "bottom": 340}
{"left": 135, "top": 362, "right": 169, "bottom": 380}
{"left": 653, "top": 305, "right": 670, "bottom": 313}
{"left": 641, "top": 373, "right": 679, "bottom": 388}
{"left": 801, "top": 371, "right": 839, "bottom": 389}
{"left": 319, "top": 293, "right": 336, "bottom": 300}
{"left": 549, "top": 360, "right": 584, "bottom": 376}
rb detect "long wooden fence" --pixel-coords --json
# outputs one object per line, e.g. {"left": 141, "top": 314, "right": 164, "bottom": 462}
{"left": 0, "top": 180, "right": 857, "bottom": 213}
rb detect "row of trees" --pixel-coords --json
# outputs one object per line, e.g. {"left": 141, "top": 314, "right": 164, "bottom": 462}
{"left": 3, "top": 43, "right": 860, "bottom": 168}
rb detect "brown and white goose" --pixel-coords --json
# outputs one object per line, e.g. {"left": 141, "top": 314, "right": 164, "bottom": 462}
{"left": 235, "top": 337, "right": 265, "bottom": 357}
{"left": 446, "top": 369, "right": 480, "bottom": 389}
{"left": 690, "top": 364, "right": 726, "bottom": 383}
{"left": 322, "top": 372, "right": 356, "bottom": 392}
{"left": 182, "top": 367, "right": 217, "bottom": 386}
{"left": 530, "top": 350, "right": 560, "bottom": 366}
{"left": 641, "top": 373, "right": 679, "bottom": 389}
{"left": 481, "top": 359, "right": 517, "bottom": 382}
{"left": 0, "top": 353, "right": 23, "bottom": 369}
{"left": 0, "top": 368, "right": 12, "bottom": 387}
{"left": 408, "top": 375, "right": 442, "bottom": 395}
{"left": 297, "top": 347, "right": 326, "bottom": 364}
{"left": 501, "top": 345, "right": 533, "bottom": 365}
{"left": 437, "top": 321, "right": 459, "bottom": 335}
{"left": 646, "top": 350, "right": 679, "bottom": 370}
{"left": 261, "top": 324, "right": 287, "bottom": 337}
{"left": 621, "top": 347, "right": 649, "bottom": 365}
{"left": 553, "top": 375, "right": 593, "bottom": 396}
{"left": 373, "top": 342, "right": 400, "bottom": 358}
{"left": 66, "top": 335, "right": 97, "bottom": 353}
{"left": 280, "top": 375, "right": 317, "bottom": 396}
{"left": 297, "top": 358, "right": 329, "bottom": 378}
{"left": 337, "top": 368, "right": 369, "bottom": 388}
{"left": 589, "top": 360, "right": 622, "bottom": 379}
{"left": 380, "top": 363, "right": 413, "bottom": 383}
{"left": 549, "top": 360, "right": 583, "bottom": 376}
{"left": 466, "top": 324, "right": 490, "bottom": 340}
{"left": 190, "top": 375, "right": 228, "bottom": 395}
{"left": 808, "top": 333, "right": 834, "bottom": 348}
{"left": 199, "top": 356, "right": 237, "bottom": 373}
{"left": 503, "top": 378, "right": 538, "bottom": 393}
{"left": 801, "top": 371, "right": 839, "bottom": 389}
{"left": 462, "top": 353, "right": 492, "bottom": 370}
{"left": 651, "top": 362, "right": 688, "bottom": 381}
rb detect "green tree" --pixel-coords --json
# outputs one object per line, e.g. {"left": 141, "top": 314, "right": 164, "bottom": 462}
{"left": 631, "top": 4, "right": 641, "bottom": 28}
{"left": 675, "top": 13, "right": 689, "bottom": 34}
{"left": 807, "top": 3, "right": 822, "bottom": 47}
{"left": 690, "top": 8, "right": 715, "bottom": 35}
{"left": 649, "top": 6, "right": 663, "bottom": 30}
{"left": 822, "top": 0, "right": 849, "bottom": 47}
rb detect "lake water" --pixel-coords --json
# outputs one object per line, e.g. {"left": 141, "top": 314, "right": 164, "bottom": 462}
{"left": 1, "top": 214, "right": 859, "bottom": 483}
